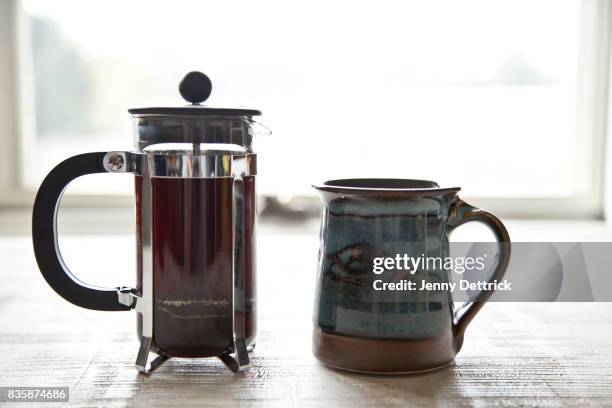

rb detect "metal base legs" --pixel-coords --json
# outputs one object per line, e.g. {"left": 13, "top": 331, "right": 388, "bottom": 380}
{"left": 218, "top": 337, "right": 250, "bottom": 373}
{"left": 135, "top": 336, "right": 169, "bottom": 375}
{"left": 135, "top": 336, "right": 253, "bottom": 375}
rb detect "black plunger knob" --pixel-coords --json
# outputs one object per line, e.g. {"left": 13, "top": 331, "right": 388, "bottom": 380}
{"left": 179, "top": 71, "right": 212, "bottom": 104}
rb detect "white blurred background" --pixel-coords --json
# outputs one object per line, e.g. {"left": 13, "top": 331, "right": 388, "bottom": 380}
{"left": 1, "top": 0, "right": 611, "bottom": 227}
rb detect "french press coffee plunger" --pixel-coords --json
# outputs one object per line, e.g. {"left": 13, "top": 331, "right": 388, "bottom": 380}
{"left": 32, "top": 71, "right": 261, "bottom": 374}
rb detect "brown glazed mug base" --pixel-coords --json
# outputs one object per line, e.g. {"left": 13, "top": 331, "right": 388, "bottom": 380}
{"left": 313, "top": 328, "right": 457, "bottom": 374}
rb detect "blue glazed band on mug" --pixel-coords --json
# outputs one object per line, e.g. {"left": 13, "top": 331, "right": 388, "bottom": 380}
{"left": 312, "top": 178, "right": 511, "bottom": 374}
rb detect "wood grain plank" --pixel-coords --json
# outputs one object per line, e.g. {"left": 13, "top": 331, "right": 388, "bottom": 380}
{"left": 0, "top": 230, "right": 611, "bottom": 408}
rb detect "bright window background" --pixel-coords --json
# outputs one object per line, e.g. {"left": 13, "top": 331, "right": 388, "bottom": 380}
{"left": 22, "top": 0, "right": 583, "bottom": 198}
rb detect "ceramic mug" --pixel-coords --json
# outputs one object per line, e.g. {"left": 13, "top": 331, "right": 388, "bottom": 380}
{"left": 312, "top": 179, "right": 511, "bottom": 373}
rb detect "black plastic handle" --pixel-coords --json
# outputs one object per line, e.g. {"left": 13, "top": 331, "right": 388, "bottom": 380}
{"left": 32, "top": 152, "right": 130, "bottom": 311}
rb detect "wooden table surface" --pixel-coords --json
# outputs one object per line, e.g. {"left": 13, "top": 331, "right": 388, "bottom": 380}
{"left": 1, "top": 221, "right": 611, "bottom": 407}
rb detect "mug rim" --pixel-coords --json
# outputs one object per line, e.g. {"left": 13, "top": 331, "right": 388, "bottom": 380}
{"left": 313, "top": 178, "right": 461, "bottom": 194}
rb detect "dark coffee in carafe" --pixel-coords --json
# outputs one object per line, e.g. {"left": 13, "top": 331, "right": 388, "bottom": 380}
{"left": 135, "top": 176, "right": 257, "bottom": 357}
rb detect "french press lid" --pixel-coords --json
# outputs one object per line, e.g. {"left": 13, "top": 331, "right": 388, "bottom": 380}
{"left": 128, "top": 71, "right": 262, "bottom": 152}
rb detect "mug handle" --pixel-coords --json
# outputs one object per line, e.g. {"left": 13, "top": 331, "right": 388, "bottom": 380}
{"left": 32, "top": 152, "right": 132, "bottom": 311}
{"left": 446, "top": 198, "right": 511, "bottom": 344}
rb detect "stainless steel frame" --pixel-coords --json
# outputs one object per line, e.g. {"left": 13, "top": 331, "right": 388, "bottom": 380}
{"left": 108, "top": 150, "right": 255, "bottom": 374}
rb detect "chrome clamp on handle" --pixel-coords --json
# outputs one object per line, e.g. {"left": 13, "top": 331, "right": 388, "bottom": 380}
{"left": 117, "top": 287, "right": 138, "bottom": 309}
{"left": 103, "top": 151, "right": 142, "bottom": 174}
